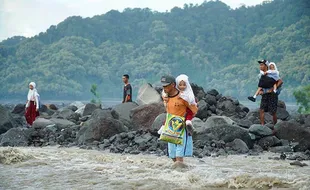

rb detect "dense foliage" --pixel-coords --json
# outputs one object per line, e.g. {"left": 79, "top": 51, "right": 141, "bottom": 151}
{"left": 294, "top": 85, "right": 310, "bottom": 114}
{"left": 0, "top": 0, "right": 309, "bottom": 101}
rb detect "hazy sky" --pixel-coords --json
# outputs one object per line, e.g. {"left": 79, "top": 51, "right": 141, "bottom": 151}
{"left": 0, "top": 0, "right": 265, "bottom": 41}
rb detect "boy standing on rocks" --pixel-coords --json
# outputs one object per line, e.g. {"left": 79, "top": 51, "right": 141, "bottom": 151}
{"left": 160, "top": 75, "right": 198, "bottom": 166}
{"left": 122, "top": 74, "right": 132, "bottom": 103}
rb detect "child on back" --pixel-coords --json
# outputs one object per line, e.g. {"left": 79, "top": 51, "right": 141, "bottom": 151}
{"left": 248, "top": 62, "right": 281, "bottom": 102}
{"left": 159, "top": 74, "right": 196, "bottom": 135}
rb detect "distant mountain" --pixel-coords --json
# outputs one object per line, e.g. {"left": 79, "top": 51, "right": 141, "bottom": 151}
{"left": 0, "top": 0, "right": 309, "bottom": 101}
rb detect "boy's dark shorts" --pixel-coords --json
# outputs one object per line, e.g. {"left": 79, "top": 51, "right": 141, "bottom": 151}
{"left": 260, "top": 93, "right": 278, "bottom": 114}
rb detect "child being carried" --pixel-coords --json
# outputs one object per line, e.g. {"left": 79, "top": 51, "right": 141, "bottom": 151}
{"left": 248, "top": 62, "right": 281, "bottom": 102}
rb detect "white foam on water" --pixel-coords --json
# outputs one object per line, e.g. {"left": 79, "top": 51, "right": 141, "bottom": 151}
{"left": 0, "top": 146, "right": 309, "bottom": 190}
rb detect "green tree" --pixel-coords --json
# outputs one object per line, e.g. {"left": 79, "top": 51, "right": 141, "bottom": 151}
{"left": 90, "top": 84, "right": 101, "bottom": 105}
{"left": 293, "top": 85, "right": 310, "bottom": 114}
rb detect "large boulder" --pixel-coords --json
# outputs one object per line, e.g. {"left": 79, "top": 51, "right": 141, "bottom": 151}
{"left": 206, "top": 116, "right": 235, "bottom": 128}
{"left": 83, "top": 103, "right": 101, "bottom": 116}
{"left": 49, "top": 118, "right": 75, "bottom": 129}
{"left": 205, "top": 94, "right": 217, "bottom": 106}
{"left": 0, "top": 105, "right": 17, "bottom": 134}
{"left": 69, "top": 101, "right": 85, "bottom": 109}
{"left": 249, "top": 124, "right": 273, "bottom": 137}
{"left": 192, "top": 84, "right": 206, "bottom": 101}
{"left": 216, "top": 97, "right": 236, "bottom": 117}
{"left": 227, "top": 139, "right": 249, "bottom": 154}
{"left": 75, "top": 105, "right": 86, "bottom": 115}
{"left": 113, "top": 102, "right": 139, "bottom": 121}
{"left": 206, "top": 89, "right": 219, "bottom": 97}
{"left": 130, "top": 102, "right": 166, "bottom": 131}
{"left": 77, "top": 109, "right": 127, "bottom": 144}
{"left": 0, "top": 127, "right": 32, "bottom": 146}
{"left": 151, "top": 113, "right": 166, "bottom": 132}
{"left": 136, "top": 84, "right": 162, "bottom": 106}
{"left": 245, "top": 110, "right": 273, "bottom": 125}
{"left": 32, "top": 118, "right": 54, "bottom": 129}
{"left": 275, "top": 121, "right": 310, "bottom": 151}
{"left": 53, "top": 108, "right": 74, "bottom": 119}
{"left": 257, "top": 136, "right": 281, "bottom": 150}
{"left": 276, "top": 107, "right": 290, "bottom": 121}
{"left": 192, "top": 117, "right": 205, "bottom": 132}
{"left": 195, "top": 100, "right": 209, "bottom": 120}
{"left": 195, "top": 116, "right": 253, "bottom": 148}
{"left": 277, "top": 100, "right": 286, "bottom": 110}
{"left": 11, "top": 104, "right": 26, "bottom": 115}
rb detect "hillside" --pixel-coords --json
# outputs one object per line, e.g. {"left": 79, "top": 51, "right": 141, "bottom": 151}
{"left": 0, "top": 0, "right": 309, "bottom": 101}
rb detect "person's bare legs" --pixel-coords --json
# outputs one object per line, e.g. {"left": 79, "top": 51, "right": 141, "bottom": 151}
{"left": 254, "top": 87, "right": 262, "bottom": 97}
{"left": 260, "top": 109, "right": 265, "bottom": 125}
{"left": 176, "top": 157, "right": 183, "bottom": 163}
{"left": 273, "top": 83, "right": 277, "bottom": 93}
{"left": 272, "top": 113, "right": 277, "bottom": 125}
{"left": 248, "top": 87, "right": 263, "bottom": 102}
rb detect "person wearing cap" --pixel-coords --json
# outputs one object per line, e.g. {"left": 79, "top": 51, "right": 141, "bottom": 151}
{"left": 252, "top": 60, "right": 282, "bottom": 126}
{"left": 248, "top": 60, "right": 282, "bottom": 102}
{"left": 160, "top": 75, "right": 198, "bottom": 165}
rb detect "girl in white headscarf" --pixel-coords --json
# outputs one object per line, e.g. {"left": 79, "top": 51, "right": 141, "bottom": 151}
{"left": 25, "top": 82, "right": 40, "bottom": 127}
{"left": 158, "top": 74, "right": 197, "bottom": 136}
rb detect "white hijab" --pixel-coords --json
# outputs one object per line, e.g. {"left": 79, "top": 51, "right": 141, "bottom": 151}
{"left": 27, "top": 82, "right": 39, "bottom": 101}
{"left": 269, "top": 62, "right": 278, "bottom": 71}
{"left": 175, "top": 74, "right": 196, "bottom": 105}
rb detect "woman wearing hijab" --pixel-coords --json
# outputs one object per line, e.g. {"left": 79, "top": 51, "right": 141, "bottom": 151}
{"left": 25, "top": 82, "right": 40, "bottom": 127}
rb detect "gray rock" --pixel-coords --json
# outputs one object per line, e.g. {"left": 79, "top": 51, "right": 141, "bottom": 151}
{"left": 205, "top": 116, "right": 235, "bottom": 128}
{"left": 236, "top": 119, "right": 253, "bottom": 129}
{"left": 277, "top": 100, "right": 286, "bottom": 110}
{"left": 53, "top": 108, "right": 74, "bottom": 119}
{"left": 46, "top": 124, "right": 57, "bottom": 133}
{"left": 257, "top": 136, "right": 281, "bottom": 150}
{"left": 77, "top": 109, "right": 127, "bottom": 144}
{"left": 216, "top": 99, "right": 236, "bottom": 117}
{"left": 0, "top": 105, "right": 17, "bottom": 134}
{"left": 11, "top": 104, "right": 25, "bottom": 115}
{"left": 206, "top": 89, "right": 219, "bottom": 97}
{"left": 136, "top": 84, "right": 162, "bottom": 106}
{"left": 245, "top": 110, "right": 273, "bottom": 125}
{"left": 67, "top": 105, "right": 78, "bottom": 112}
{"left": 70, "top": 101, "right": 85, "bottom": 109}
{"left": 68, "top": 112, "right": 80, "bottom": 121}
{"left": 134, "top": 133, "right": 153, "bottom": 145}
{"left": 229, "top": 139, "right": 249, "bottom": 153}
{"left": 0, "top": 127, "right": 31, "bottom": 146}
{"left": 275, "top": 121, "right": 310, "bottom": 151}
{"left": 277, "top": 107, "right": 290, "bottom": 121}
{"left": 32, "top": 118, "right": 54, "bottom": 129}
{"left": 196, "top": 100, "right": 209, "bottom": 119}
{"left": 269, "top": 146, "right": 293, "bottom": 153}
{"left": 83, "top": 103, "right": 101, "bottom": 116}
{"left": 205, "top": 94, "right": 217, "bottom": 106}
{"left": 195, "top": 116, "right": 253, "bottom": 148}
{"left": 113, "top": 102, "right": 139, "bottom": 121}
{"left": 151, "top": 113, "right": 166, "bottom": 132}
{"left": 192, "top": 117, "right": 204, "bottom": 133}
{"left": 290, "top": 161, "right": 308, "bottom": 167}
{"left": 49, "top": 118, "right": 75, "bottom": 129}
{"left": 249, "top": 124, "right": 273, "bottom": 137}
{"left": 130, "top": 102, "right": 165, "bottom": 131}
{"left": 75, "top": 105, "right": 86, "bottom": 115}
